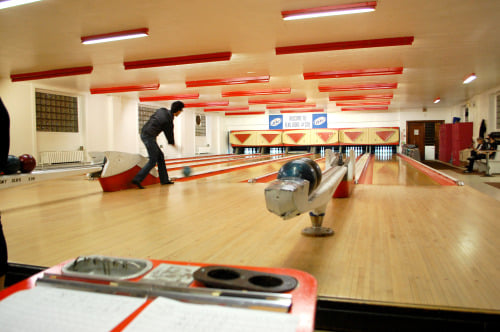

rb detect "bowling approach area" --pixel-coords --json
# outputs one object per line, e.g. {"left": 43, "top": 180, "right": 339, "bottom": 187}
{"left": 1, "top": 150, "right": 500, "bottom": 329}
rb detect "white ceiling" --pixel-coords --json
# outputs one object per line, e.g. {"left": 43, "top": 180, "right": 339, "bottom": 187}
{"left": 1, "top": 0, "right": 499, "bottom": 113}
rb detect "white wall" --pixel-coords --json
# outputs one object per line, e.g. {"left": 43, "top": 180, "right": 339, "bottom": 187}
{"left": 0, "top": 79, "right": 37, "bottom": 157}
{"left": 1, "top": 79, "right": 498, "bottom": 160}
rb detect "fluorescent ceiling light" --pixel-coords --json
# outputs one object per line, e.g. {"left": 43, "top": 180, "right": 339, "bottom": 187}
{"left": 433, "top": 97, "right": 441, "bottom": 104}
{"left": 0, "top": 0, "right": 41, "bottom": 10}
{"left": 282, "top": 1, "right": 377, "bottom": 21}
{"left": 10, "top": 66, "right": 93, "bottom": 82}
{"left": 82, "top": 28, "right": 149, "bottom": 45}
{"left": 125, "top": 52, "right": 232, "bottom": 70}
{"left": 90, "top": 83, "right": 159, "bottom": 94}
{"left": 463, "top": 73, "right": 477, "bottom": 84}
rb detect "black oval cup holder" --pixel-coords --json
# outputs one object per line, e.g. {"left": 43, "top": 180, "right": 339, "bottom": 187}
{"left": 193, "top": 266, "right": 298, "bottom": 293}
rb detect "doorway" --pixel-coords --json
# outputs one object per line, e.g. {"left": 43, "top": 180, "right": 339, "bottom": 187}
{"left": 406, "top": 120, "right": 444, "bottom": 161}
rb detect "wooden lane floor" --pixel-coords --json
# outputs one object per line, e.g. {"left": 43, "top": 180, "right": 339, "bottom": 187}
{"left": 169, "top": 153, "right": 313, "bottom": 183}
{"left": 1, "top": 153, "right": 499, "bottom": 313}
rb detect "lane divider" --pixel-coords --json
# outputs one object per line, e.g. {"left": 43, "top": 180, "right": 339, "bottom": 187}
{"left": 175, "top": 154, "right": 314, "bottom": 182}
{"left": 398, "top": 154, "right": 462, "bottom": 186}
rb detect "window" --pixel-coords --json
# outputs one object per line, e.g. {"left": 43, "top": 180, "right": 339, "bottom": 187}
{"left": 36, "top": 91, "right": 78, "bottom": 132}
{"left": 195, "top": 114, "right": 206, "bottom": 137}
{"left": 496, "top": 93, "right": 500, "bottom": 130}
{"left": 138, "top": 104, "right": 157, "bottom": 134}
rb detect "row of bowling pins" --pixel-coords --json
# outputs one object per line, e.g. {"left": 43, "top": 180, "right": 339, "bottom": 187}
{"left": 374, "top": 146, "right": 393, "bottom": 160}
{"left": 270, "top": 147, "right": 285, "bottom": 154}
{"left": 346, "top": 146, "right": 365, "bottom": 157}
{"left": 244, "top": 148, "right": 259, "bottom": 154}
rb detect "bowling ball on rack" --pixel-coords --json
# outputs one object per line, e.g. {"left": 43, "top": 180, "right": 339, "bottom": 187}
{"left": 277, "top": 158, "right": 320, "bottom": 194}
{"left": 18, "top": 154, "right": 37, "bottom": 173}
{"left": 298, "top": 158, "right": 322, "bottom": 185}
{"left": 3, "top": 155, "right": 21, "bottom": 174}
{"left": 182, "top": 166, "right": 192, "bottom": 177}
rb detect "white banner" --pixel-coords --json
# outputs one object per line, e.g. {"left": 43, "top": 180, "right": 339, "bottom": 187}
{"left": 283, "top": 114, "right": 312, "bottom": 129}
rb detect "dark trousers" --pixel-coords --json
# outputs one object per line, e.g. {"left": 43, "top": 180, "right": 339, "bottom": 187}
{"left": 466, "top": 152, "right": 486, "bottom": 172}
{"left": 133, "top": 134, "right": 169, "bottom": 184}
{"left": 0, "top": 216, "right": 7, "bottom": 278}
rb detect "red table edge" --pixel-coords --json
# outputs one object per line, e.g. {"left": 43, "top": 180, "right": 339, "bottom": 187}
{"left": 0, "top": 259, "right": 318, "bottom": 331}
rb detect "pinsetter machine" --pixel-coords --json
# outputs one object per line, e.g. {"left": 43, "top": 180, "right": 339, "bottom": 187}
{"left": 265, "top": 149, "right": 355, "bottom": 237}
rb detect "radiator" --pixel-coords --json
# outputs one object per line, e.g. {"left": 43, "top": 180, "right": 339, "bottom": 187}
{"left": 40, "top": 151, "right": 84, "bottom": 165}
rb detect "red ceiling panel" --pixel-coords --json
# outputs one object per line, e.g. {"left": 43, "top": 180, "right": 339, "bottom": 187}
{"left": 275, "top": 36, "right": 414, "bottom": 55}
{"left": 139, "top": 93, "right": 199, "bottom": 102}
{"left": 124, "top": 52, "right": 232, "bottom": 70}
{"left": 10, "top": 66, "right": 93, "bottom": 82}
{"left": 186, "top": 76, "right": 270, "bottom": 88}
{"left": 222, "top": 88, "right": 291, "bottom": 97}
{"left": 90, "top": 83, "right": 159, "bottom": 94}
{"left": 319, "top": 83, "right": 397, "bottom": 92}
{"left": 303, "top": 67, "right": 403, "bottom": 80}
{"left": 329, "top": 94, "right": 393, "bottom": 101}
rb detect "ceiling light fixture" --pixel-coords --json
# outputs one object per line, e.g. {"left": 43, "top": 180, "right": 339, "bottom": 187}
{"left": 225, "top": 111, "right": 265, "bottom": 116}
{"left": 183, "top": 101, "right": 229, "bottom": 108}
{"left": 249, "top": 98, "right": 307, "bottom": 104}
{"left": 90, "top": 83, "right": 160, "bottom": 94}
{"left": 304, "top": 67, "right": 403, "bottom": 80}
{"left": 267, "top": 103, "right": 316, "bottom": 109}
{"left": 10, "top": 66, "right": 93, "bottom": 82}
{"left": 329, "top": 93, "right": 393, "bottom": 101}
{"left": 433, "top": 97, "right": 441, "bottom": 104}
{"left": 276, "top": 36, "right": 414, "bottom": 55}
{"left": 204, "top": 107, "right": 250, "bottom": 112}
{"left": 319, "top": 83, "right": 397, "bottom": 92}
{"left": 124, "top": 52, "right": 232, "bottom": 70}
{"left": 0, "top": 0, "right": 40, "bottom": 10}
{"left": 222, "top": 88, "right": 291, "bottom": 97}
{"left": 336, "top": 101, "right": 391, "bottom": 106}
{"left": 186, "top": 75, "right": 269, "bottom": 88}
{"left": 81, "top": 28, "right": 149, "bottom": 45}
{"left": 139, "top": 94, "right": 199, "bottom": 102}
{"left": 341, "top": 106, "right": 388, "bottom": 111}
{"left": 463, "top": 73, "right": 477, "bottom": 84}
{"left": 281, "top": 109, "right": 324, "bottom": 113}
{"left": 282, "top": 1, "right": 377, "bottom": 21}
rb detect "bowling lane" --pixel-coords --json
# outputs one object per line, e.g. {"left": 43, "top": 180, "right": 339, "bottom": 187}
{"left": 169, "top": 153, "right": 317, "bottom": 183}
{"left": 367, "top": 154, "right": 443, "bottom": 186}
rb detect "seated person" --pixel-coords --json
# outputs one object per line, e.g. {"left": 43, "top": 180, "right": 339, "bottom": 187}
{"left": 464, "top": 137, "right": 487, "bottom": 173}
{"left": 485, "top": 134, "right": 498, "bottom": 158}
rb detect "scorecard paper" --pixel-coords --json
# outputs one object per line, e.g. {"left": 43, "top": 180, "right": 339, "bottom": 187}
{"left": 123, "top": 296, "right": 299, "bottom": 332}
{"left": 0, "top": 285, "right": 146, "bottom": 332}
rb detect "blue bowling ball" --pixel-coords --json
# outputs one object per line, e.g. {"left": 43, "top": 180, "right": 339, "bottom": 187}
{"left": 182, "top": 166, "right": 192, "bottom": 177}
{"left": 3, "top": 155, "right": 21, "bottom": 174}
{"left": 277, "top": 158, "right": 320, "bottom": 194}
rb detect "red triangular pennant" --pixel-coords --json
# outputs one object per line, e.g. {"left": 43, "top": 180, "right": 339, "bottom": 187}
{"left": 261, "top": 133, "right": 279, "bottom": 143}
{"left": 287, "top": 133, "right": 305, "bottom": 143}
{"left": 317, "top": 132, "right": 333, "bottom": 143}
{"left": 376, "top": 131, "right": 394, "bottom": 142}
{"left": 345, "top": 131, "right": 362, "bottom": 142}
{"left": 234, "top": 133, "right": 251, "bottom": 143}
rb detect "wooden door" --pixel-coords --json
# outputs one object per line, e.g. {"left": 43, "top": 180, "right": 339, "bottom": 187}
{"left": 407, "top": 122, "right": 426, "bottom": 160}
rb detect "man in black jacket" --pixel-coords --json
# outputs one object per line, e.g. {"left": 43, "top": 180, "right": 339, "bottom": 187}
{"left": 464, "top": 137, "right": 487, "bottom": 173}
{"left": 132, "top": 101, "right": 184, "bottom": 189}
{"left": 0, "top": 97, "right": 10, "bottom": 288}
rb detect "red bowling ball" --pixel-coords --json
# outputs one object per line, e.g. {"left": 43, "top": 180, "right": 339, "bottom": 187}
{"left": 18, "top": 154, "right": 36, "bottom": 173}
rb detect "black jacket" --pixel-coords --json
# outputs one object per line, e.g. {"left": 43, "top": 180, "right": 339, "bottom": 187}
{"left": 0, "top": 98, "right": 10, "bottom": 171}
{"left": 141, "top": 107, "right": 175, "bottom": 145}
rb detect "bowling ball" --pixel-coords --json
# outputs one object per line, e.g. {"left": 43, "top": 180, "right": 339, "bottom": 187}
{"left": 182, "top": 166, "right": 192, "bottom": 177}
{"left": 277, "top": 159, "right": 319, "bottom": 194}
{"left": 18, "top": 154, "right": 36, "bottom": 173}
{"left": 3, "top": 155, "right": 21, "bottom": 174}
{"left": 298, "top": 158, "right": 322, "bottom": 185}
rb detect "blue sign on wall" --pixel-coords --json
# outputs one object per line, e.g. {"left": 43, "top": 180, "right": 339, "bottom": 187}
{"left": 312, "top": 113, "right": 328, "bottom": 128}
{"left": 269, "top": 115, "right": 283, "bottom": 130}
